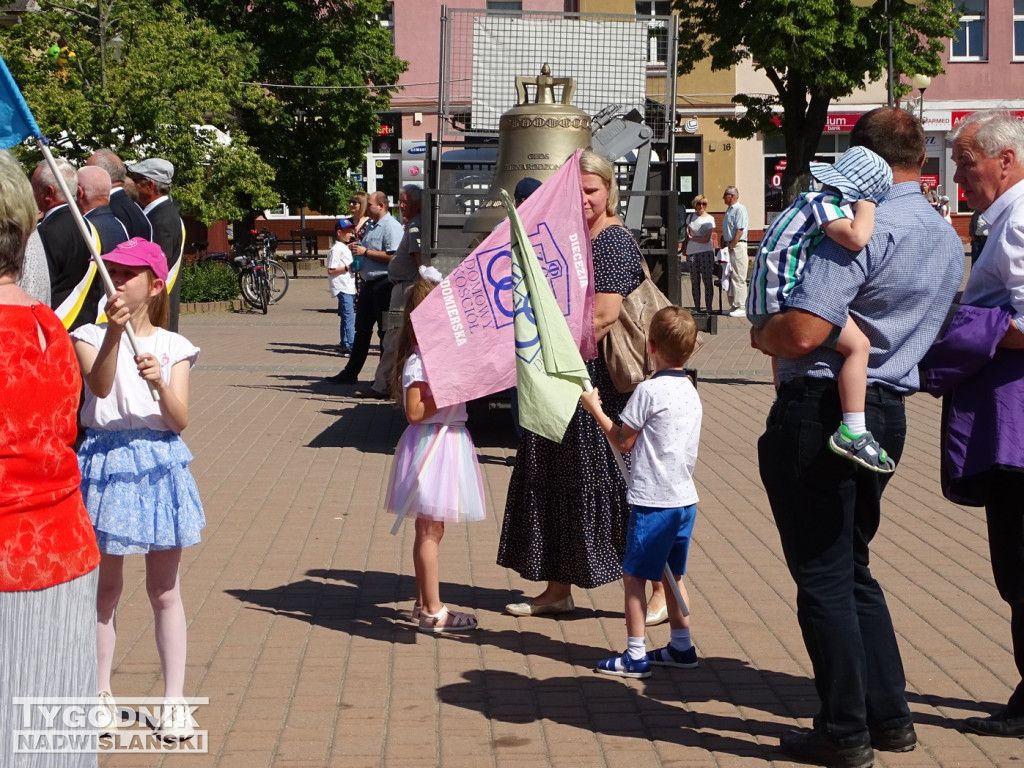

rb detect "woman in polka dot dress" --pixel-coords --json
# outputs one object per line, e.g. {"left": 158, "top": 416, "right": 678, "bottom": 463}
{"left": 498, "top": 150, "right": 644, "bottom": 615}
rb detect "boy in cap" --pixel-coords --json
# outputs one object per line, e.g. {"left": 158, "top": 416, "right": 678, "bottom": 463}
{"left": 747, "top": 145, "right": 896, "bottom": 472}
{"left": 326, "top": 217, "right": 357, "bottom": 354}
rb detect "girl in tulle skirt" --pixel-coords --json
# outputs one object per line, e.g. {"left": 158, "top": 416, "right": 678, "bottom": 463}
{"left": 385, "top": 267, "right": 486, "bottom": 633}
{"left": 71, "top": 239, "right": 204, "bottom": 741}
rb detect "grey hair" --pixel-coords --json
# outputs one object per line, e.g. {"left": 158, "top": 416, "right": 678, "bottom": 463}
{"left": 87, "top": 149, "right": 127, "bottom": 183}
{"left": 33, "top": 158, "right": 77, "bottom": 203}
{"left": 724, "top": 185, "right": 739, "bottom": 198}
{"left": 401, "top": 184, "right": 422, "bottom": 203}
{"left": 950, "top": 111, "right": 1024, "bottom": 164}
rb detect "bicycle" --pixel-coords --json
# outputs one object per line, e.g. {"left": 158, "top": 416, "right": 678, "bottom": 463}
{"left": 193, "top": 230, "right": 290, "bottom": 308}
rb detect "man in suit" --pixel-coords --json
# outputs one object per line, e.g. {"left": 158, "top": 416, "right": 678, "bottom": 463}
{"left": 86, "top": 149, "right": 152, "bottom": 241}
{"left": 31, "top": 158, "right": 103, "bottom": 331}
{"left": 78, "top": 166, "right": 128, "bottom": 255}
{"left": 127, "top": 157, "right": 185, "bottom": 331}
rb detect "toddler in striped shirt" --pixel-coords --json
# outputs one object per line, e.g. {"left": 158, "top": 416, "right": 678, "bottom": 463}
{"left": 748, "top": 146, "right": 895, "bottom": 473}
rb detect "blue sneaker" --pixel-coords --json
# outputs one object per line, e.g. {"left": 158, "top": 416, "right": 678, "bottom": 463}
{"left": 646, "top": 643, "right": 699, "bottom": 669}
{"left": 595, "top": 651, "right": 651, "bottom": 679}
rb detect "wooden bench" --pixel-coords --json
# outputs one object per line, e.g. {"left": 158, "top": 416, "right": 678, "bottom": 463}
{"left": 285, "top": 228, "right": 335, "bottom": 276}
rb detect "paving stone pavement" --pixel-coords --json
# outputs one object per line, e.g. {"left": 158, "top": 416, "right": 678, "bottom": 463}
{"left": 98, "top": 273, "right": 1023, "bottom": 768}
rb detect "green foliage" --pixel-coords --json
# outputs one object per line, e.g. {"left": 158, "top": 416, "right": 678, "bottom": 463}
{"left": 179, "top": 260, "right": 239, "bottom": 303}
{"left": 183, "top": 0, "right": 408, "bottom": 214}
{"left": 674, "top": 0, "right": 960, "bottom": 203}
{"left": 0, "top": 0, "right": 279, "bottom": 223}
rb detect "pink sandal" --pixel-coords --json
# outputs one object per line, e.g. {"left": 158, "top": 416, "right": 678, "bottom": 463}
{"left": 411, "top": 602, "right": 422, "bottom": 622}
{"left": 418, "top": 605, "right": 478, "bottom": 634}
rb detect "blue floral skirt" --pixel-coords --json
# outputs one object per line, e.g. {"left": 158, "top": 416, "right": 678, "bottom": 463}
{"left": 78, "top": 428, "right": 205, "bottom": 555}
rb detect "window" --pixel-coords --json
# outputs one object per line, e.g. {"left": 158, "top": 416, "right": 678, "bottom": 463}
{"left": 951, "top": 0, "right": 986, "bottom": 60}
{"left": 1016, "top": 0, "right": 1024, "bottom": 58}
{"left": 486, "top": 1, "right": 522, "bottom": 13}
{"left": 636, "top": 1, "right": 671, "bottom": 66}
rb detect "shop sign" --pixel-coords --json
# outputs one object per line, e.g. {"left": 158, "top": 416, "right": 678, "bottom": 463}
{"left": 952, "top": 110, "right": 1024, "bottom": 128}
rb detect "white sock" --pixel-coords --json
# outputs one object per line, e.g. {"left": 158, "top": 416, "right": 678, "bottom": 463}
{"left": 627, "top": 636, "right": 647, "bottom": 661}
{"left": 670, "top": 628, "right": 692, "bottom": 652}
{"left": 843, "top": 412, "right": 866, "bottom": 436}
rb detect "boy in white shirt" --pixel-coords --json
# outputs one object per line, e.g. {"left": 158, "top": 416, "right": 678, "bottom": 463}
{"left": 327, "top": 217, "right": 357, "bottom": 354}
{"left": 581, "top": 307, "right": 702, "bottom": 678}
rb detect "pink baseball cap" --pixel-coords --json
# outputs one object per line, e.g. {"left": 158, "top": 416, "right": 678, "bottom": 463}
{"left": 102, "top": 237, "right": 169, "bottom": 281}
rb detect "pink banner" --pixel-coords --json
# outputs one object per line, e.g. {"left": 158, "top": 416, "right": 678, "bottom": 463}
{"left": 411, "top": 150, "right": 595, "bottom": 409}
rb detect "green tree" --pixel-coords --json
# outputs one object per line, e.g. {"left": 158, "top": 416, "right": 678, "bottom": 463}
{"left": 0, "top": 0, "right": 279, "bottom": 223}
{"left": 674, "top": 0, "right": 959, "bottom": 204}
{"left": 185, "top": 0, "right": 408, "bottom": 215}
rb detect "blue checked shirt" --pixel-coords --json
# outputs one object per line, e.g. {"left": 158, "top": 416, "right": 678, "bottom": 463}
{"left": 777, "top": 181, "right": 964, "bottom": 393}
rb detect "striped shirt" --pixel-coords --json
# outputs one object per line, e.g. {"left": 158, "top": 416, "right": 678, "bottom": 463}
{"left": 777, "top": 181, "right": 965, "bottom": 393}
{"left": 748, "top": 191, "right": 851, "bottom": 316}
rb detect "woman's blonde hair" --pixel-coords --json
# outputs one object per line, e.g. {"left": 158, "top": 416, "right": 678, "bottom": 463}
{"left": 0, "top": 150, "right": 37, "bottom": 279}
{"left": 579, "top": 149, "right": 618, "bottom": 216}
{"left": 350, "top": 191, "right": 368, "bottom": 221}
{"left": 691, "top": 194, "right": 708, "bottom": 207}
{"left": 390, "top": 276, "right": 440, "bottom": 404}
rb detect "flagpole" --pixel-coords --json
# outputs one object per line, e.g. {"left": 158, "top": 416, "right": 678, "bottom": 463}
{"left": 583, "top": 380, "right": 689, "bottom": 617}
{"left": 36, "top": 141, "right": 159, "bottom": 401}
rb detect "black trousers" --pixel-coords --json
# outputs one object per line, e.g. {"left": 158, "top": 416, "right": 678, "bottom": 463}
{"left": 343, "top": 277, "right": 392, "bottom": 378}
{"left": 758, "top": 377, "right": 912, "bottom": 743}
{"left": 985, "top": 469, "right": 1024, "bottom": 715}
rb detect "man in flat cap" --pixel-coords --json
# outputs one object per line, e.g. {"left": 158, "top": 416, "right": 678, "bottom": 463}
{"left": 128, "top": 158, "right": 185, "bottom": 331}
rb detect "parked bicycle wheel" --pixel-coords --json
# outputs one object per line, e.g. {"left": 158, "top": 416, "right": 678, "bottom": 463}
{"left": 258, "top": 273, "right": 270, "bottom": 315}
{"left": 239, "top": 270, "right": 262, "bottom": 310}
{"left": 268, "top": 260, "right": 289, "bottom": 304}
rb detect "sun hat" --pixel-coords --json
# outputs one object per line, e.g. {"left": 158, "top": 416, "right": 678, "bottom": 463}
{"left": 810, "top": 146, "right": 893, "bottom": 205}
{"left": 102, "top": 237, "right": 168, "bottom": 281}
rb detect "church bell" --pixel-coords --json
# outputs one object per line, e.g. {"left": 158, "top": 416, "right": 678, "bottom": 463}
{"left": 463, "top": 64, "right": 591, "bottom": 234}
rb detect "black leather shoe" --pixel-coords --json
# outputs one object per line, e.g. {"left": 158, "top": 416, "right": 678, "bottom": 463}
{"left": 324, "top": 371, "right": 357, "bottom": 385}
{"left": 965, "top": 709, "right": 1024, "bottom": 737}
{"left": 869, "top": 722, "right": 917, "bottom": 752}
{"left": 354, "top": 388, "right": 389, "bottom": 400}
{"left": 780, "top": 728, "right": 874, "bottom": 768}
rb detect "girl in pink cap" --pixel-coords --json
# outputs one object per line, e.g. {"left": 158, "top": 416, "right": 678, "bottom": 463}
{"left": 71, "top": 237, "right": 205, "bottom": 742}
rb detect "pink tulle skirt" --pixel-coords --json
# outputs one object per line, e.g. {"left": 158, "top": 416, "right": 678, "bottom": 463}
{"left": 385, "top": 422, "right": 486, "bottom": 523}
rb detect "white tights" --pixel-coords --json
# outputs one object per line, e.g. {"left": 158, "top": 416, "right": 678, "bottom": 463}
{"left": 96, "top": 549, "right": 187, "bottom": 698}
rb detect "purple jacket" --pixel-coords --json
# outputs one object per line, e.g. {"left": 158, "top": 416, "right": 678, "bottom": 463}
{"left": 920, "top": 304, "right": 1024, "bottom": 506}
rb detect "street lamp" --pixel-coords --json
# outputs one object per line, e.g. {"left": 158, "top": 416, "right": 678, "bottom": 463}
{"left": 912, "top": 73, "right": 931, "bottom": 122}
{"left": 851, "top": 0, "right": 927, "bottom": 107}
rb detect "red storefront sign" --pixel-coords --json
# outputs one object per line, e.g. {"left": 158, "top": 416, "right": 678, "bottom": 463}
{"left": 769, "top": 114, "right": 865, "bottom": 132}
{"left": 951, "top": 110, "right": 1024, "bottom": 128}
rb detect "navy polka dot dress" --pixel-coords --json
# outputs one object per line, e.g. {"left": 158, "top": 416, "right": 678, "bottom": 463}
{"left": 497, "top": 226, "right": 644, "bottom": 588}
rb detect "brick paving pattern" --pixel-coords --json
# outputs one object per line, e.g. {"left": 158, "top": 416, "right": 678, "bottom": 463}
{"left": 97, "top": 273, "right": 1023, "bottom": 767}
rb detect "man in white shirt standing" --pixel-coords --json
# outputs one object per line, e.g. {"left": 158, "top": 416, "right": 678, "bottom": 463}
{"left": 721, "top": 186, "right": 749, "bottom": 317}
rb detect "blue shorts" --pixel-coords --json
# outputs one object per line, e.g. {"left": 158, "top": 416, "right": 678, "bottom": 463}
{"left": 621, "top": 504, "right": 698, "bottom": 582}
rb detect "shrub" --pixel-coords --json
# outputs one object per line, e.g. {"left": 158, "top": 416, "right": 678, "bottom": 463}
{"left": 180, "top": 261, "right": 239, "bottom": 303}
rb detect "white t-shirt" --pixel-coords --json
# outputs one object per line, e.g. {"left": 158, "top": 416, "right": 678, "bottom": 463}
{"left": 402, "top": 350, "right": 467, "bottom": 426}
{"left": 71, "top": 324, "right": 200, "bottom": 432}
{"left": 684, "top": 212, "right": 715, "bottom": 256}
{"left": 619, "top": 370, "right": 701, "bottom": 508}
{"left": 326, "top": 241, "right": 356, "bottom": 296}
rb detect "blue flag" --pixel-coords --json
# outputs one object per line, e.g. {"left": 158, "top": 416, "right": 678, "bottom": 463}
{"left": 0, "top": 55, "right": 42, "bottom": 149}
